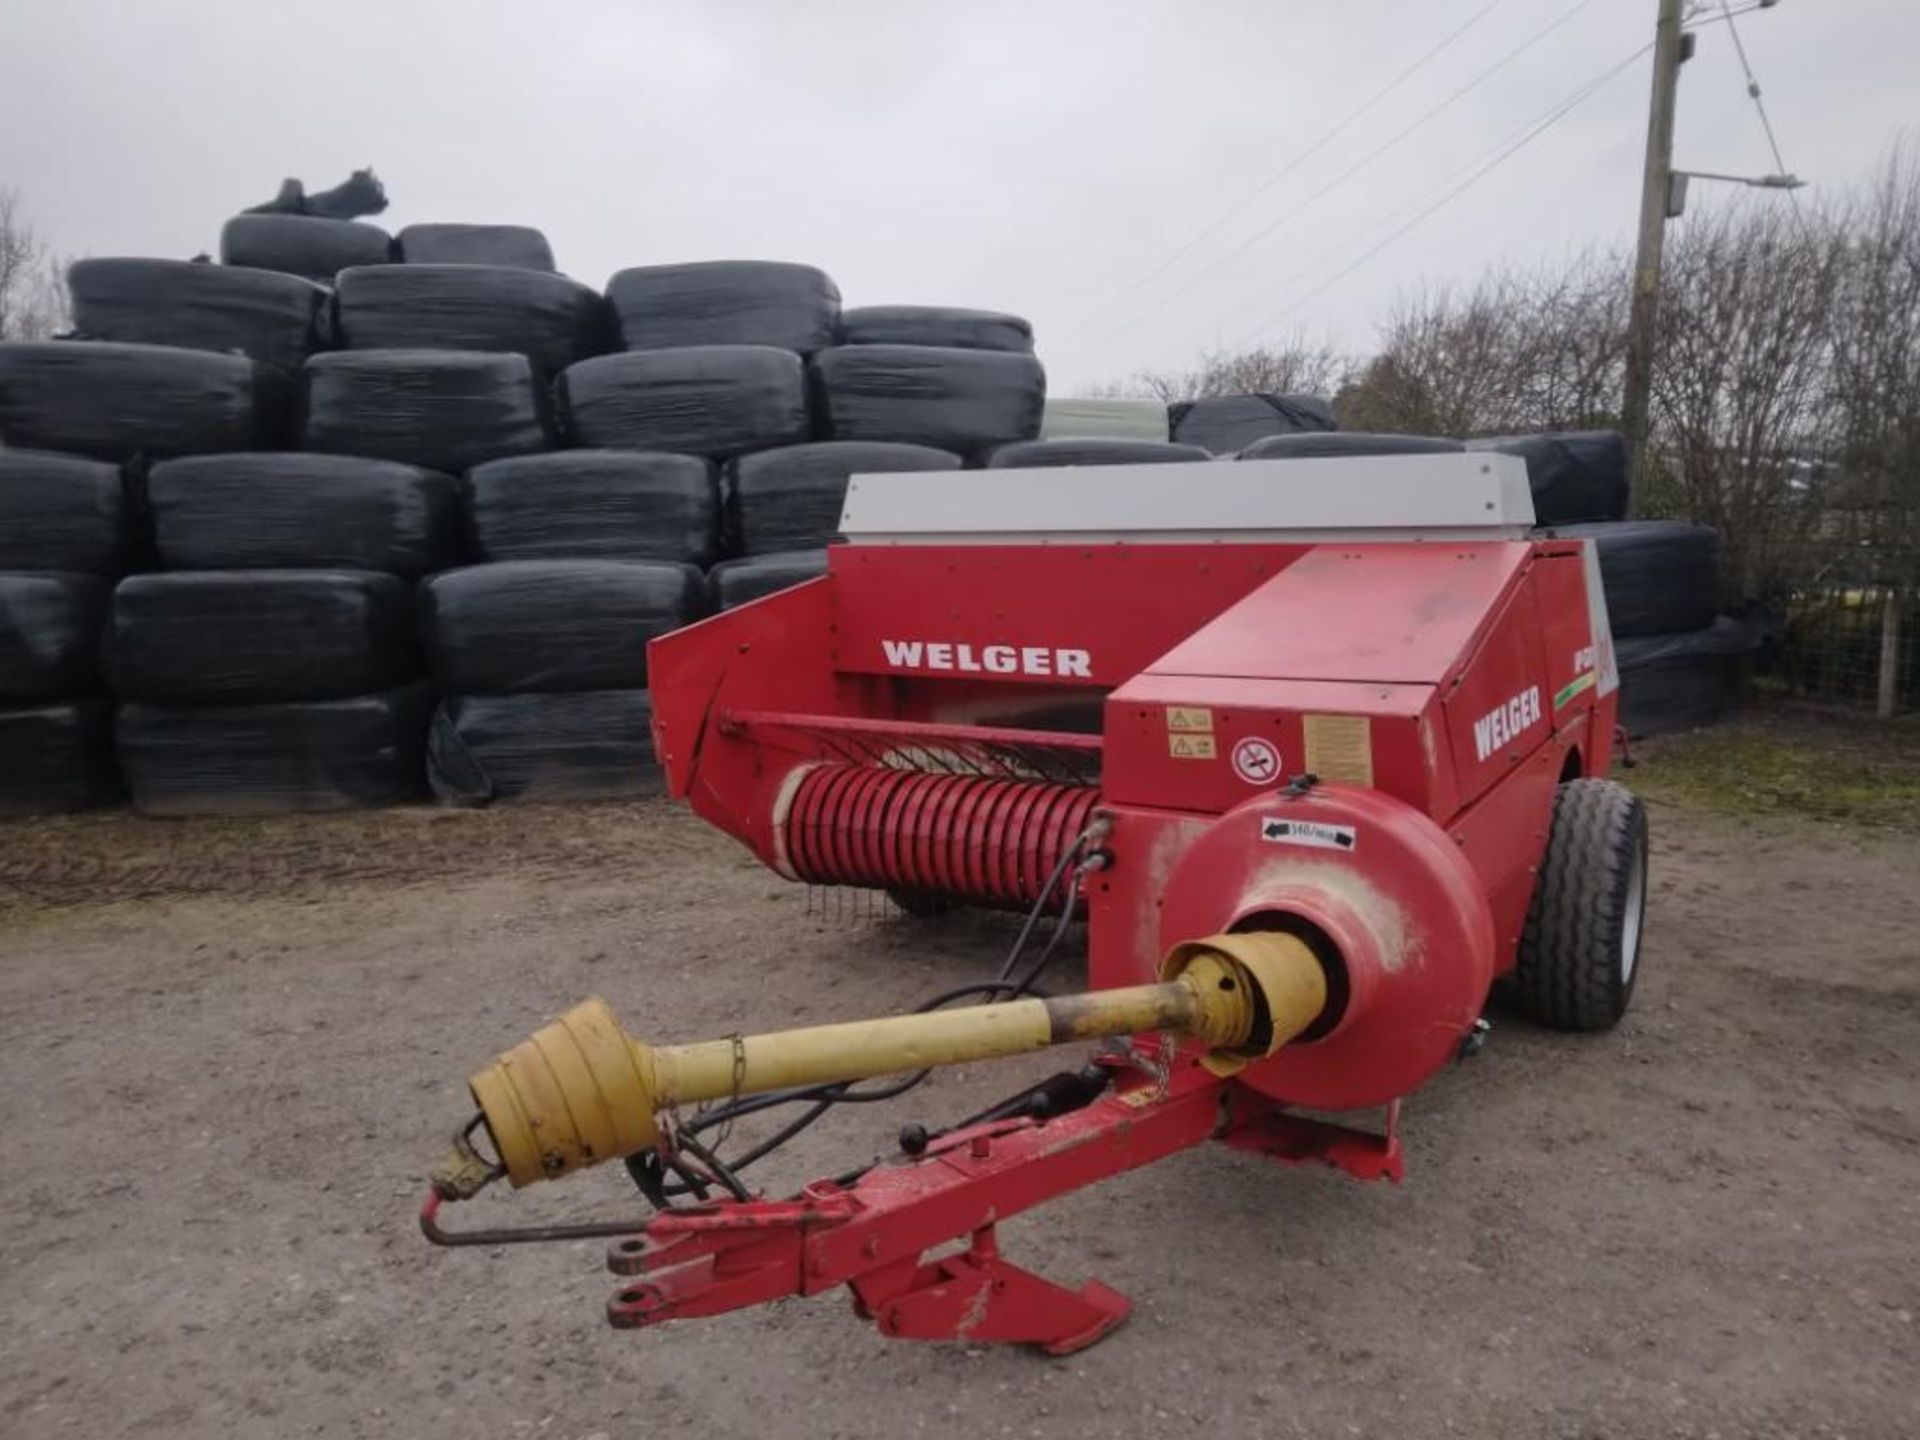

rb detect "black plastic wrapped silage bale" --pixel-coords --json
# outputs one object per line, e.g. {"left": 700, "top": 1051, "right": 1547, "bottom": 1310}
{"left": 840, "top": 306, "right": 1033, "bottom": 354}
{"left": 333, "top": 265, "right": 608, "bottom": 374}
{"left": 219, "top": 214, "right": 394, "bottom": 281}
{"left": 67, "top": 258, "right": 330, "bottom": 373}
{"left": 0, "top": 450, "right": 134, "bottom": 575}
{"left": 727, "top": 442, "right": 959, "bottom": 555}
{"left": 558, "top": 347, "right": 810, "bottom": 458}
{"left": 1236, "top": 432, "right": 1463, "bottom": 461}
{"left": 810, "top": 345, "right": 1046, "bottom": 456}
{"left": 0, "top": 342, "right": 292, "bottom": 462}
{"left": 0, "top": 573, "right": 110, "bottom": 702}
{"left": 1615, "top": 617, "right": 1760, "bottom": 737}
{"left": 147, "top": 454, "right": 461, "bottom": 577}
{"left": 427, "top": 690, "right": 660, "bottom": 805}
{"left": 606, "top": 261, "right": 840, "bottom": 353}
{"left": 709, "top": 551, "right": 828, "bottom": 610}
{"left": 988, "top": 439, "right": 1211, "bottom": 468}
{"left": 1553, "top": 521, "right": 1721, "bottom": 639}
{"left": 397, "top": 223, "right": 556, "bottom": 271}
{"left": 466, "top": 452, "right": 719, "bottom": 566}
{"left": 300, "top": 349, "right": 552, "bottom": 474}
{"left": 108, "top": 570, "right": 417, "bottom": 704}
{"left": 1467, "top": 431, "right": 1630, "bottom": 526}
{"left": 1167, "top": 393, "right": 1336, "bottom": 455}
{"left": 0, "top": 700, "right": 120, "bottom": 815}
{"left": 418, "top": 560, "right": 706, "bottom": 694}
{"left": 116, "top": 683, "right": 430, "bottom": 816}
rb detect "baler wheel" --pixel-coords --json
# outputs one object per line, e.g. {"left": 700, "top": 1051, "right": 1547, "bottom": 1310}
{"left": 1514, "top": 779, "right": 1648, "bottom": 1032}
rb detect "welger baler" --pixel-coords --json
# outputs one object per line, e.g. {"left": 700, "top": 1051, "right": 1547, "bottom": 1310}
{"left": 424, "top": 452, "right": 1648, "bottom": 1355}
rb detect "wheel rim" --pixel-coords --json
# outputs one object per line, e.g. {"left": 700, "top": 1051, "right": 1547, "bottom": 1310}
{"left": 1619, "top": 822, "right": 1647, "bottom": 984}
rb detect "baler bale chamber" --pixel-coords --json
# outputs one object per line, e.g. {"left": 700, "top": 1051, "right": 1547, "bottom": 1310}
{"left": 423, "top": 452, "right": 1649, "bottom": 1355}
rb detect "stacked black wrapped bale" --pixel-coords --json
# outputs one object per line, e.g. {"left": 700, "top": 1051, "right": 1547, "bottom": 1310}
{"left": 0, "top": 449, "right": 130, "bottom": 813}
{"left": 420, "top": 560, "right": 705, "bottom": 805}
{"left": 300, "top": 349, "right": 552, "bottom": 474}
{"left": 708, "top": 551, "right": 829, "bottom": 610}
{"left": 1167, "top": 393, "right": 1336, "bottom": 455}
{"left": 146, "top": 454, "right": 462, "bottom": 578}
{"left": 606, "top": 261, "right": 840, "bottom": 353}
{"left": 0, "top": 342, "right": 292, "bottom": 461}
{"left": 219, "top": 214, "right": 394, "bottom": 281}
{"left": 810, "top": 345, "right": 1046, "bottom": 460}
{"left": 989, "top": 438, "right": 1210, "bottom": 468}
{"left": 710, "top": 441, "right": 958, "bottom": 612}
{"left": 725, "top": 441, "right": 958, "bottom": 557}
{"left": 332, "top": 265, "right": 608, "bottom": 374}
{"left": 396, "top": 223, "right": 556, "bottom": 272}
{"left": 466, "top": 452, "right": 720, "bottom": 566}
{"left": 1552, "top": 519, "right": 1755, "bottom": 737}
{"left": 1235, "top": 432, "right": 1462, "bottom": 461}
{"left": 67, "top": 259, "right": 330, "bottom": 373}
{"left": 1469, "top": 431, "right": 1629, "bottom": 526}
{"left": 109, "top": 570, "right": 429, "bottom": 814}
{"left": 839, "top": 306, "right": 1033, "bottom": 354}
{"left": 558, "top": 346, "right": 810, "bottom": 457}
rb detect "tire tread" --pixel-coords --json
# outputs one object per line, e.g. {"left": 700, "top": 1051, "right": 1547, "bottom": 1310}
{"left": 1515, "top": 778, "right": 1647, "bottom": 1031}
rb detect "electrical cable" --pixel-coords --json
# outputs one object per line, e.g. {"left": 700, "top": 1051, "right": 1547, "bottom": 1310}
{"left": 1717, "top": 0, "right": 1794, "bottom": 183}
{"left": 1228, "top": 39, "right": 1653, "bottom": 351}
{"left": 1058, "top": 0, "right": 1598, "bottom": 367}
{"left": 1050, "top": 0, "right": 1507, "bottom": 349}
{"left": 627, "top": 828, "right": 1094, "bottom": 1207}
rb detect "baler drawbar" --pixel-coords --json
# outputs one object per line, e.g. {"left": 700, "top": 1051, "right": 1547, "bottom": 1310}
{"left": 423, "top": 453, "right": 1649, "bottom": 1355}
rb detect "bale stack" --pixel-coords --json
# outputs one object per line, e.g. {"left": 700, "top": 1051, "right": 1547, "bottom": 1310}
{"left": 429, "top": 449, "right": 721, "bottom": 804}
{"left": 1469, "top": 432, "right": 1760, "bottom": 737}
{"left": 0, "top": 261, "right": 316, "bottom": 814}
{"left": 0, "top": 451, "right": 127, "bottom": 814}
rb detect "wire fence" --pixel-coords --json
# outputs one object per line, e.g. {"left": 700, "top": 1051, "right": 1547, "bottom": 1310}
{"left": 1760, "top": 522, "right": 1917, "bottom": 718}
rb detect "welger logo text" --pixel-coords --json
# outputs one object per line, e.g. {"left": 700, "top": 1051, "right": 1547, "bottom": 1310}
{"left": 1472, "top": 685, "right": 1542, "bottom": 762}
{"left": 880, "top": 640, "right": 1092, "bottom": 678}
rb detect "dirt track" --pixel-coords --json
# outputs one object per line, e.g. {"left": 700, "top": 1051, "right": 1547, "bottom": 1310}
{"left": 3, "top": 778, "right": 1918, "bottom": 1439}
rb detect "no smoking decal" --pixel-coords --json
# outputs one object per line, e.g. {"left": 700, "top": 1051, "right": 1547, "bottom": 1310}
{"left": 1230, "top": 736, "right": 1280, "bottom": 785}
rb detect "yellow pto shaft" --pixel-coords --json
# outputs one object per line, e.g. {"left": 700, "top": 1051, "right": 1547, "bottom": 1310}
{"left": 443, "top": 931, "right": 1326, "bottom": 1194}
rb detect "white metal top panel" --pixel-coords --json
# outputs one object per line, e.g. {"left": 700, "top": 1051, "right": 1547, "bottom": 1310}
{"left": 838, "top": 453, "right": 1536, "bottom": 545}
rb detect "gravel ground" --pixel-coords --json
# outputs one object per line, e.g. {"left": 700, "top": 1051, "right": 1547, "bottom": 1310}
{"left": 2, "top": 776, "right": 1917, "bottom": 1439}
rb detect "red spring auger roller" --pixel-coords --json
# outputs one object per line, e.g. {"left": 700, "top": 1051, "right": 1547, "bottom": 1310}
{"left": 778, "top": 764, "right": 1098, "bottom": 909}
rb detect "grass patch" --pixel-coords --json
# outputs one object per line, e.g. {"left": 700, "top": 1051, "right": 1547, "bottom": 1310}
{"left": 1629, "top": 701, "right": 1920, "bottom": 830}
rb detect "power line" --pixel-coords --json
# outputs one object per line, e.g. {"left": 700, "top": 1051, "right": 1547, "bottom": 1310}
{"left": 1059, "top": 0, "right": 1597, "bottom": 367}
{"left": 1051, "top": 0, "right": 1506, "bottom": 347}
{"left": 1228, "top": 40, "right": 1653, "bottom": 351}
{"left": 1718, "top": 0, "right": 1792, "bottom": 179}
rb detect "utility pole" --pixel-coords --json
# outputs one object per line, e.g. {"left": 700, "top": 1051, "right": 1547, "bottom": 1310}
{"left": 1620, "top": 0, "right": 1687, "bottom": 513}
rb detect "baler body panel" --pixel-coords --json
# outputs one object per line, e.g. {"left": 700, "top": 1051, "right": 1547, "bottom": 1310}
{"left": 827, "top": 543, "right": 1308, "bottom": 689}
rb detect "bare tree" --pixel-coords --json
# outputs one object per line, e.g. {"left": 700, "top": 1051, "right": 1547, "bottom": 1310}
{"left": 1823, "top": 147, "right": 1920, "bottom": 589}
{"left": 1093, "top": 337, "right": 1349, "bottom": 405}
{"left": 1648, "top": 199, "right": 1838, "bottom": 600}
{"left": 1333, "top": 256, "right": 1627, "bottom": 436}
{"left": 0, "top": 189, "right": 69, "bottom": 341}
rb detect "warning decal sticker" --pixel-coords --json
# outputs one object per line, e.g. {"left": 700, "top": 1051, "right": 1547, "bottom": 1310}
{"left": 1259, "top": 816, "right": 1357, "bottom": 851}
{"left": 1169, "top": 733, "right": 1217, "bottom": 760}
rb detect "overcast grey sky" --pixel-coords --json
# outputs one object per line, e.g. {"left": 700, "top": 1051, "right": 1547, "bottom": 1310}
{"left": 1, "top": 0, "right": 1913, "bottom": 390}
